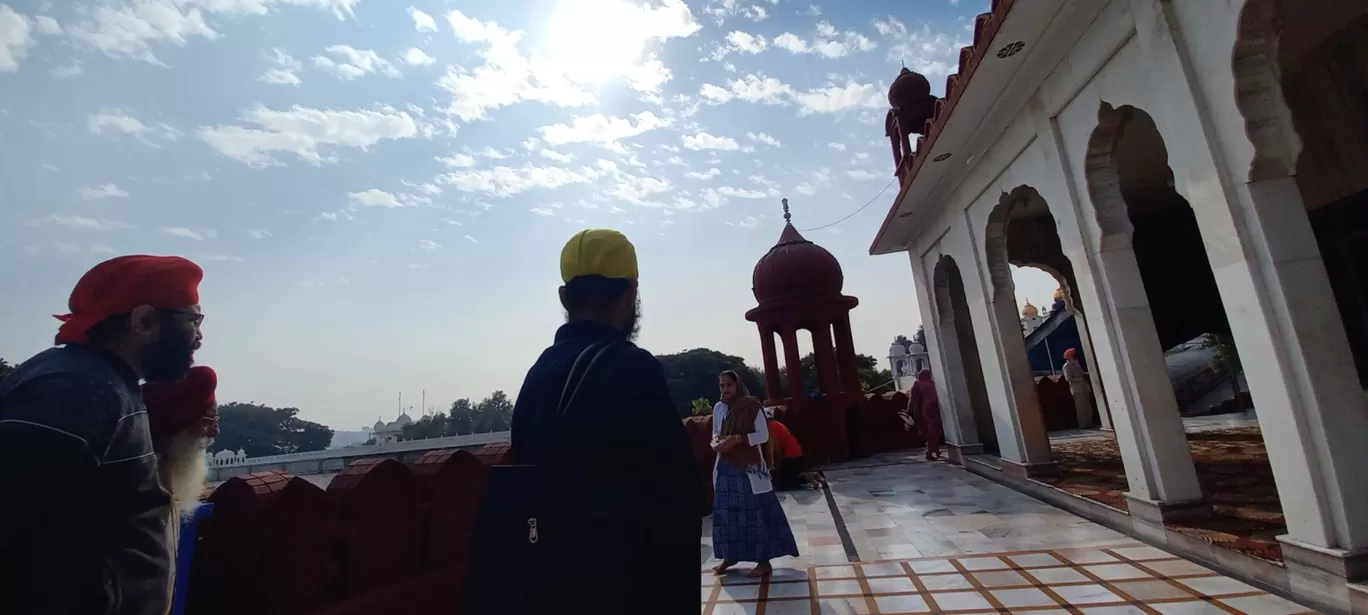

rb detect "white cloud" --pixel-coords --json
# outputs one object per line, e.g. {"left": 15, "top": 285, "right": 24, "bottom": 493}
{"left": 873, "top": 17, "right": 966, "bottom": 78}
{"left": 683, "top": 132, "right": 740, "bottom": 151}
{"left": 87, "top": 108, "right": 181, "bottom": 145}
{"left": 79, "top": 183, "right": 130, "bottom": 200}
{"left": 685, "top": 167, "right": 721, "bottom": 180}
{"left": 0, "top": 5, "right": 33, "bottom": 72}
{"left": 537, "top": 112, "right": 669, "bottom": 151}
{"left": 847, "top": 169, "right": 880, "bottom": 180}
{"left": 198, "top": 104, "right": 431, "bottom": 167}
{"left": 197, "top": 253, "right": 244, "bottom": 262}
{"left": 530, "top": 207, "right": 556, "bottom": 217}
{"left": 248, "top": 229, "right": 271, "bottom": 239}
{"left": 0, "top": 5, "right": 32, "bottom": 73}
{"left": 313, "top": 44, "right": 400, "bottom": 80}
{"left": 33, "top": 15, "right": 60, "bottom": 35}
{"left": 347, "top": 188, "right": 404, "bottom": 208}
{"left": 67, "top": 0, "right": 356, "bottom": 65}
{"left": 539, "top": 149, "right": 573, "bottom": 163}
{"left": 795, "top": 168, "right": 833, "bottom": 196}
{"left": 464, "top": 234, "right": 478, "bottom": 244}
{"left": 747, "top": 132, "right": 781, "bottom": 147}
{"left": 698, "top": 73, "right": 794, "bottom": 106}
{"left": 773, "top": 23, "right": 876, "bottom": 59}
{"left": 89, "top": 244, "right": 116, "bottom": 254}
{"left": 437, "top": 153, "right": 477, "bottom": 168}
{"left": 417, "top": 239, "right": 441, "bottom": 250}
{"left": 828, "top": 142, "right": 847, "bottom": 151}
{"left": 409, "top": 6, "right": 436, "bottom": 32}
{"left": 260, "top": 48, "right": 301, "bottom": 85}
{"left": 34, "top": 215, "right": 135, "bottom": 231}
{"left": 438, "top": 164, "right": 595, "bottom": 198}
{"left": 404, "top": 47, "right": 434, "bottom": 66}
{"left": 163, "top": 227, "right": 211, "bottom": 240}
{"left": 793, "top": 80, "right": 885, "bottom": 115}
{"left": 703, "top": 0, "right": 769, "bottom": 25}
{"left": 711, "top": 30, "right": 766, "bottom": 60}
{"left": 739, "top": 215, "right": 760, "bottom": 228}
{"left": 805, "top": 5, "right": 822, "bottom": 17}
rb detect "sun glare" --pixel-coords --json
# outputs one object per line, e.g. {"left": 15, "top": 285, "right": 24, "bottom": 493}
{"left": 544, "top": 0, "right": 650, "bottom": 84}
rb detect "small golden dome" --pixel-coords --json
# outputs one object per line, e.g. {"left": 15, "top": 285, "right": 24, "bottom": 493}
{"left": 1022, "top": 299, "right": 1039, "bottom": 318}
{"left": 1053, "top": 287, "right": 1065, "bottom": 302}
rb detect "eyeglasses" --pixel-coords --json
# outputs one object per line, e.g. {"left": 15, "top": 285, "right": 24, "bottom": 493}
{"left": 159, "top": 308, "right": 205, "bottom": 327}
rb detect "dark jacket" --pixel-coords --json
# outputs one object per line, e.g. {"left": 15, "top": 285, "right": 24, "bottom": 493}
{"left": 0, "top": 345, "right": 173, "bottom": 615}
{"left": 509, "top": 320, "right": 703, "bottom": 613}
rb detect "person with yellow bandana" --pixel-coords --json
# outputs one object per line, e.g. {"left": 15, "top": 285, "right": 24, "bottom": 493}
{"left": 504, "top": 229, "right": 703, "bottom": 613}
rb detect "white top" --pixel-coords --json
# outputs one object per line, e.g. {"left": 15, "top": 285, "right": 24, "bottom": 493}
{"left": 1062, "top": 359, "right": 1090, "bottom": 393}
{"left": 712, "top": 400, "right": 773, "bottom": 495}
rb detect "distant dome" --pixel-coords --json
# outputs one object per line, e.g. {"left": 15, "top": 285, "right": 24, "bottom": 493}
{"left": 1053, "top": 287, "right": 1066, "bottom": 302}
{"left": 752, "top": 207, "right": 844, "bottom": 304}
{"left": 1022, "top": 300, "right": 1039, "bottom": 319}
{"left": 236, "top": 448, "right": 246, "bottom": 456}
{"left": 888, "top": 68, "right": 931, "bottom": 108}
{"left": 889, "top": 342, "right": 908, "bottom": 356}
{"left": 373, "top": 419, "right": 386, "bottom": 431}
{"left": 909, "top": 342, "right": 926, "bottom": 354}
{"left": 214, "top": 450, "right": 233, "bottom": 459}
{"left": 396, "top": 413, "right": 413, "bottom": 427}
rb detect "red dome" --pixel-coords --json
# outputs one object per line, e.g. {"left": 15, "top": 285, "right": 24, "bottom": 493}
{"left": 752, "top": 222, "right": 844, "bottom": 304}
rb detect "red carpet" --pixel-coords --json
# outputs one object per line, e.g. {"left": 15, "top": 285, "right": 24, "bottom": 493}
{"left": 1037, "top": 427, "right": 1285, "bottom": 562}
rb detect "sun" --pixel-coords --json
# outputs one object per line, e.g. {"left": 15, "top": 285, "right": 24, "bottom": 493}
{"left": 543, "top": 0, "right": 650, "bottom": 84}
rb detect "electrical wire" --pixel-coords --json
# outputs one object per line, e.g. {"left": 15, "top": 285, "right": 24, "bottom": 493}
{"left": 797, "top": 176, "right": 899, "bottom": 232}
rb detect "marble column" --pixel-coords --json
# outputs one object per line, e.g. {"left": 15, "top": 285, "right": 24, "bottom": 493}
{"left": 986, "top": 285, "right": 1055, "bottom": 475}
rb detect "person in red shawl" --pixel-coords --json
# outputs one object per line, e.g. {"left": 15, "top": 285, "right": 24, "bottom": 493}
{"left": 0, "top": 254, "right": 206, "bottom": 615}
{"left": 906, "top": 369, "right": 943, "bottom": 461}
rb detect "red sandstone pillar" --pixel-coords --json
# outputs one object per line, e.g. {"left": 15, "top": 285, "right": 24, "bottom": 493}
{"left": 779, "top": 327, "right": 804, "bottom": 401}
{"left": 833, "top": 314, "right": 861, "bottom": 392}
{"left": 812, "top": 324, "right": 844, "bottom": 397}
{"left": 758, "top": 325, "right": 782, "bottom": 402}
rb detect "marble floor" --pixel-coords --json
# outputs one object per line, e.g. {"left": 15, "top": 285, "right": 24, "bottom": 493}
{"left": 700, "top": 454, "right": 1316, "bottom": 614}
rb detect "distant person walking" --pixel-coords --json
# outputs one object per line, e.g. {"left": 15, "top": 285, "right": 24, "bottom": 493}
{"left": 0, "top": 255, "right": 206, "bottom": 615}
{"left": 711, "top": 370, "right": 799, "bottom": 578}
{"left": 473, "top": 229, "right": 702, "bottom": 615}
{"left": 1062, "top": 348, "right": 1093, "bottom": 428}
{"left": 908, "top": 369, "right": 943, "bottom": 461}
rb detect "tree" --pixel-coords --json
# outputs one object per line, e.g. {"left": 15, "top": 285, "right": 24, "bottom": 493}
{"left": 215, "top": 402, "right": 335, "bottom": 457}
{"left": 0, "top": 358, "right": 14, "bottom": 381}
{"left": 691, "top": 398, "right": 713, "bottom": 417}
{"left": 472, "top": 391, "right": 514, "bottom": 433}
{"left": 656, "top": 348, "right": 765, "bottom": 417}
{"left": 445, "top": 399, "right": 475, "bottom": 436}
{"left": 400, "top": 413, "right": 448, "bottom": 441}
{"left": 912, "top": 325, "right": 926, "bottom": 349}
{"left": 780, "top": 353, "right": 896, "bottom": 395}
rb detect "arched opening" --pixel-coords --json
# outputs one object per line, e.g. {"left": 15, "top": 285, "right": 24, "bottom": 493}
{"left": 932, "top": 255, "right": 997, "bottom": 455}
{"left": 984, "top": 187, "right": 1110, "bottom": 442}
{"left": 1235, "top": 0, "right": 1368, "bottom": 387}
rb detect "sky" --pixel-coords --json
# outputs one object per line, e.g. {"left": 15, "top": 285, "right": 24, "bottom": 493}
{"left": 0, "top": 0, "right": 1061, "bottom": 431}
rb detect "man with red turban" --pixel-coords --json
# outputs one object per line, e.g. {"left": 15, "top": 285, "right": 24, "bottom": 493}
{"left": 0, "top": 254, "right": 206, "bottom": 615}
{"left": 1061, "top": 348, "right": 1094, "bottom": 428}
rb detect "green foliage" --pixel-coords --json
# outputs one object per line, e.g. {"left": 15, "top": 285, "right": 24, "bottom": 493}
{"left": 215, "top": 402, "right": 335, "bottom": 457}
{"left": 399, "top": 391, "right": 513, "bottom": 441}
{"left": 691, "top": 398, "right": 713, "bottom": 416}
{"left": 780, "top": 353, "right": 895, "bottom": 394}
{"left": 0, "top": 358, "right": 15, "bottom": 381}
{"left": 912, "top": 326, "right": 926, "bottom": 350}
{"left": 656, "top": 348, "right": 765, "bottom": 418}
{"left": 1201, "top": 333, "right": 1242, "bottom": 373}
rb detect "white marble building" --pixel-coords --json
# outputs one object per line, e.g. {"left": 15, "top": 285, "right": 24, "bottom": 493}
{"left": 372, "top": 412, "right": 413, "bottom": 445}
{"left": 869, "top": 0, "right": 1368, "bottom": 610}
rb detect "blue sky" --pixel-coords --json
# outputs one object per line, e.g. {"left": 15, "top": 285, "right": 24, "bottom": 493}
{"left": 0, "top": 0, "right": 1059, "bottom": 430}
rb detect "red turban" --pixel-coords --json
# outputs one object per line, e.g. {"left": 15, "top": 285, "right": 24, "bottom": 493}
{"left": 143, "top": 366, "right": 218, "bottom": 442}
{"left": 1063, "top": 348, "right": 1079, "bottom": 360}
{"left": 54, "top": 255, "right": 203, "bottom": 345}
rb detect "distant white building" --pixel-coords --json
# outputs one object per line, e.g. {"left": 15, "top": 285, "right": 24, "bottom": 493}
{"left": 206, "top": 448, "right": 247, "bottom": 468}
{"left": 372, "top": 412, "right": 413, "bottom": 445}
{"left": 888, "top": 337, "right": 930, "bottom": 393}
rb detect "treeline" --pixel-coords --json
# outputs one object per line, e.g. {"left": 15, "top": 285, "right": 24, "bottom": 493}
{"left": 655, "top": 348, "right": 894, "bottom": 418}
{"left": 396, "top": 391, "right": 514, "bottom": 441}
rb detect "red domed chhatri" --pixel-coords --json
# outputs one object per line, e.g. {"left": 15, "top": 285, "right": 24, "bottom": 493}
{"left": 751, "top": 199, "right": 845, "bottom": 304}
{"left": 746, "top": 199, "right": 863, "bottom": 463}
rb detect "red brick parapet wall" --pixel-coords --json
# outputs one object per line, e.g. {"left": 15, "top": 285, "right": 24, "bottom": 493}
{"left": 188, "top": 394, "right": 919, "bottom": 614}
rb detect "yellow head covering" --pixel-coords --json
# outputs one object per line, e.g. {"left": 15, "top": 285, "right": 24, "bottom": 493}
{"left": 560, "top": 229, "right": 639, "bottom": 283}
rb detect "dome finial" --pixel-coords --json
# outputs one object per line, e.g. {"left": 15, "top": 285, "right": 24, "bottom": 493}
{"left": 782, "top": 198, "right": 791, "bottom": 223}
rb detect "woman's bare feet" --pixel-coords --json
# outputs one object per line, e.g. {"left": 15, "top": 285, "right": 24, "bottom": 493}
{"left": 746, "top": 562, "right": 773, "bottom": 578}
{"left": 713, "top": 559, "right": 736, "bottom": 575}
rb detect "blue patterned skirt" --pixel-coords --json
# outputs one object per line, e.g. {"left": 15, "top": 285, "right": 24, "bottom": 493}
{"left": 712, "top": 461, "right": 800, "bottom": 563}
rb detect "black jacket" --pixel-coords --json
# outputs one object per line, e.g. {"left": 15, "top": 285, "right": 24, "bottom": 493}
{"left": 509, "top": 320, "right": 703, "bottom": 613}
{"left": 0, "top": 345, "right": 173, "bottom": 615}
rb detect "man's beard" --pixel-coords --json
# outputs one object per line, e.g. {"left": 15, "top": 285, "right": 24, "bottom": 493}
{"left": 626, "top": 297, "right": 642, "bottom": 342}
{"left": 158, "top": 431, "right": 211, "bottom": 516}
{"left": 142, "top": 325, "right": 196, "bottom": 383}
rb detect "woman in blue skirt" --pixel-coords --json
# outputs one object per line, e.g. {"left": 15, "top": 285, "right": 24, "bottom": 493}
{"left": 711, "top": 370, "right": 800, "bottom": 578}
